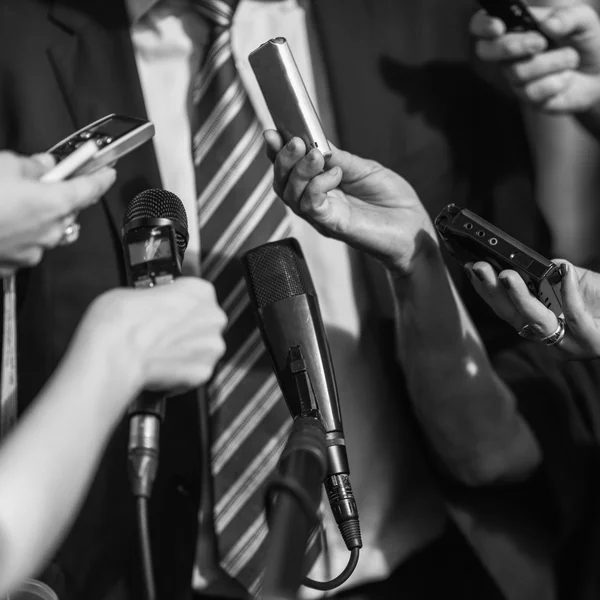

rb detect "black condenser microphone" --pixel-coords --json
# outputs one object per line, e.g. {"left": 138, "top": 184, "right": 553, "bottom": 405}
{"left": 242, "top": 238, "right": 362, "bottom": 551}
{"left": 121, "top": 189, "right": 189, "bottom": 498}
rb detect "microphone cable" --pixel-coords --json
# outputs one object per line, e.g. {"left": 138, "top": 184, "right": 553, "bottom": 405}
{"left": 264, "top": 477, "right": 360, "bottom": 591}
{"left": 137, "top": 496, "right": 157, "bottom": 600}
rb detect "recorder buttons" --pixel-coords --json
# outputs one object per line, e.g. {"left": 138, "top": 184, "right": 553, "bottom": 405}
{"left": 509, "top": 251, "right": 534, "bottom": 269}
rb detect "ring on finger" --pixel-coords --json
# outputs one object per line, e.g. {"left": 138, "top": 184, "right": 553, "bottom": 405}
{"left": 517, "top": 323, "right": 538, "bottom": 340}
{"left": 540, "top": 316, "right": 566, "bottom": 347}
{"left": 58, "top": 214, "right": 81, "bottom": 246}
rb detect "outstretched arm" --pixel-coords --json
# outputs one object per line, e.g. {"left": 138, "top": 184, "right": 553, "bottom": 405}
{"left": 265, "top": 133, "right": 541, "bottom": 485}
{"left": 0, "top": 278, "right": 226, "bottom": 595}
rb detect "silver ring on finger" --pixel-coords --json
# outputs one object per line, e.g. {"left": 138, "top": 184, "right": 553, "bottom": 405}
{"left": 540, "top": 316, "right": 566, "bottom": 347}
{"left": 58, "top": 214, "right": 81, "bottom": 246}
{"left": 517, "top": 323, "right": 537, "bottom": 340}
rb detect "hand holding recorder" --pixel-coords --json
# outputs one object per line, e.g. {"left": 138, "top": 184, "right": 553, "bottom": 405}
{"left": 465, "top": 258, "right": 600, "bottom": 358}
{"left": 471, "top": 1, "right": 600, "bottom": 114}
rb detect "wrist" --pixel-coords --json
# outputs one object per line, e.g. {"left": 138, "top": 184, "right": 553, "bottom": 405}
{"left": 70, "top": 300, "right": 144, "bottom": 413}
{"left": 387, "top": 228, "right": 444, "bottom": 281}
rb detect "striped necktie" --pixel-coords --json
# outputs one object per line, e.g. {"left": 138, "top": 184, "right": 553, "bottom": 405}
{"left": 190, "top": 0, "right": 297, "bottom": 594}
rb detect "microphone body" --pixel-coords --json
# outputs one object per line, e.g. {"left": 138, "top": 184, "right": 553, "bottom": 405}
{"left": 257, "top": 292, "right": 347, "bottom": 473}
{"left": 242, "top": 238, "right": 362, "bottom": 550}
{"left": 121, "top": 189, "right": 189, "bottom": 498}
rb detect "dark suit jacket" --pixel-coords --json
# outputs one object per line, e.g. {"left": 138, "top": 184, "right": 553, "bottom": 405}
{"left": 0, "top": 1, "right": 599, "bottom": 599}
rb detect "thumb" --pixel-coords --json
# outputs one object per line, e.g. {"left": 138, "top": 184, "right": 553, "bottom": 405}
{"left": 555, "top": 260, "right": 596, "bottom": 338}
{"left": 326, "top": 142, "right": 382, "bottom": 184}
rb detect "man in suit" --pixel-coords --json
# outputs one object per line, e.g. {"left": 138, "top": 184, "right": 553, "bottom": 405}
{"left": 0, "top": 1, "right": 598, "bottom": 599}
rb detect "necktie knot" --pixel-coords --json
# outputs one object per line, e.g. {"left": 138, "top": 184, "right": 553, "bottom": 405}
{"left": 193, "top": 0, "right": 239, "bottom": 28}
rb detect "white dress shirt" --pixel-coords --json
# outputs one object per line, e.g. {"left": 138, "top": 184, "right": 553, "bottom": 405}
{"left": 127, "top": 0, "right": 446, "bottom": 594}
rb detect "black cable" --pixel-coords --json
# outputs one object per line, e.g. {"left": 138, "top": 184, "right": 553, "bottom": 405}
{"left": 136, "top": 496, "right": 157, "bottom": 600}
{"left": 264, "top": 477, "right": 360, "bottom": 592}
{"left": 265, "top": 476, "right": 321, "bottom": 528}
{"left": 303, "top": 548, "right": 360, "bottom": 591}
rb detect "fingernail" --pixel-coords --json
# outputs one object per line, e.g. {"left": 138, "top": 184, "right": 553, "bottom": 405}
{"left": 472, "top": 268, "right": 485, "bottom": 282}
{"left": 545, "top": 16, "right": 563, "bottom": 33}
{"left": 529, "top": 36, "right": 546, "bottom": 53}
{"left": 560, "top": 263, "right": 569, "bottom": 278}
{"left": 308, "top": 149, "right": 322, "bottom": 163}
{"left": 286, "top": 138, "right": 297, "bottom": 151}
{"left": 330, "top": 166, "right": 341, "bottom": 177}
{"left": 500, "top": 277, "right": 511, "bottom": 290}
{"left": 33, "top": 153, "right": 56, "bottom": 169}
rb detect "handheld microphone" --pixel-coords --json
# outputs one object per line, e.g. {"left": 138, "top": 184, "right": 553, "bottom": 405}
{"left": 121, "top": 189, "right": 189, "bottom": 498}
{"left": 242, "top": 238, "right": 362, "bottom": 550}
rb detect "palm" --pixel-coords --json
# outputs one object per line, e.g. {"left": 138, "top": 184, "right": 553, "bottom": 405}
{"left": 552, "top": 72, "right": 600, "bottom": 112}
{"left": 316, "top": 161, "right": 436, "bottom": 272}
{"left": 574, "top": 266, "right": 600, "bottom": 330}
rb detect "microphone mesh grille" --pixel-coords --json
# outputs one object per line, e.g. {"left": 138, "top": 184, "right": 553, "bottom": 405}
{"left": 243, "top": 239, "right": 309, "bottom": 308}
{"left": 123, "top": 189, "right": 189, "bottom": 259}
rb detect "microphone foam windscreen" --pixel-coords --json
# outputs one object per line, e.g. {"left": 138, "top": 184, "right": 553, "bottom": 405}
{"left": 242, "top": 238, "right": 315, "bottom": 308}
{"left": 123, "top": 189, "right": 189, "bottom": 259}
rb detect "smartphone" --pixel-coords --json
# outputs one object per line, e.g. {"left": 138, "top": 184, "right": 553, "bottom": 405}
{"left": 249, "top": 37, "right": 331, "bottom": 160}
{"left": 435, "top": 203, "right": 563, "bottom": 317}
{"left": 477, "top": 0, "right": 554, "bottom": 44}
{"left": 44, "top": 114, "right": 155, "bottom": 179}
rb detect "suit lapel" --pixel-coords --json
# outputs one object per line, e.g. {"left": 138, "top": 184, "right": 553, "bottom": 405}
{"left": 47, "top": 0, "right": 162, "bottom": 240}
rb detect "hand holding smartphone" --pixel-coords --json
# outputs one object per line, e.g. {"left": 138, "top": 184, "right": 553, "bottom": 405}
{"left": 41, "top": 114, "right": 155, "bottom": 245}
{"left": 477, "top": 0, "right": 555, "bottom": 45}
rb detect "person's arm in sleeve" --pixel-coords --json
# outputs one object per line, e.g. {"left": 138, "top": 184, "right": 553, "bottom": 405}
{"left": 265, "top": 133, "right": 542, "bottom": 485}
{"left": 471, "top": 0, "right": 600, "bottom": 263}
{"left": 0, "top": 279, "right": 226, "bottom": 596}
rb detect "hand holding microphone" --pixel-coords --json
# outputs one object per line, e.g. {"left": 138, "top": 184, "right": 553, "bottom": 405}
{"left": 0, "top": 215, "right": 226, "bottom": 599}
{"left": 77, "top": 278, "right": 227, "bottom": 405}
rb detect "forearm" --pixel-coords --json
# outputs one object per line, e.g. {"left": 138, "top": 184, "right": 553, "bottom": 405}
{"left": 390, "top": 247, "right": 541, "bottom": 485}
{"left": 522, "top": 106, "right": 600, "bottom": 263}
{"left": 0, "top": 328, "right": 137, "bottom": 596}
{"left": 519, "top": 0, "right": 600, "bottom": 262}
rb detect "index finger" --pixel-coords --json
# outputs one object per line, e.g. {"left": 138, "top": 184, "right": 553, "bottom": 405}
{"left": 264, "top": 129, "right": 284, "bottom": 163}
{"left": 477, "top": 30, "right": 549, "bottom": 61}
